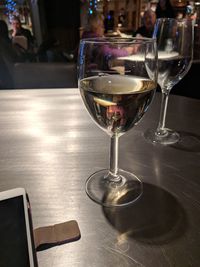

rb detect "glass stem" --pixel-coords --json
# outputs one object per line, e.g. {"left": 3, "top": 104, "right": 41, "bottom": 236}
{"left": 156, "top": 90, "right": 170, "bottom": 135}
{"left": 108, "top": 134, "right": 121, "bottom": 183}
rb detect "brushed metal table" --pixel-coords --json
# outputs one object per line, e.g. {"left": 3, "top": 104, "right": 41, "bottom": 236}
{"left": 0, "top": 89, "right": 199, "bottom": 267}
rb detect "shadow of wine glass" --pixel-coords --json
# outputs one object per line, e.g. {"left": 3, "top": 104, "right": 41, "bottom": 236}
{"left": 102, "top": 183, "right": 188, "bottom": 245}
{"left": 171, "top": 131, "right": 200, "bottom": 153}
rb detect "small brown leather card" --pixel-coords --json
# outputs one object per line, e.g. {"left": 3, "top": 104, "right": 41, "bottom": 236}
{"left": 34, "top": 220, "right": 81, "bottom": 251}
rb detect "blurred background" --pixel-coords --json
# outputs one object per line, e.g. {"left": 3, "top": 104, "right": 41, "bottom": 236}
{"left": 0, "top": 0, "right": 199, "bottom": 98}
{"left": 1, "top": 0, "right": 196, "bottom": 51}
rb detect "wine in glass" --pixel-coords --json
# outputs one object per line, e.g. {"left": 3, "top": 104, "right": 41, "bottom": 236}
{"left": 144, "top": 18, "right": 194, "bottom": 145}
{"left": 78, "top": 37, "right": 157, "bottom": 207}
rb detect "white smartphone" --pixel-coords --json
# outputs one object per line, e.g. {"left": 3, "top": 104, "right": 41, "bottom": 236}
{"left": 0, "top": 188, "right": 38, "bottom": 267}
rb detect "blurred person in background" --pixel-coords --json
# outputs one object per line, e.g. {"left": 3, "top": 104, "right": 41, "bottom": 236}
{"left": 0, "top": 19, "right": 11, "bottom": 44}
{"left": 82, "top": 12, "right": 134, "bottom": 57}
{"left": 156, "top": 0, "right": 175, "bottom": 18}
{"left": 11, "top": 16, "right": 36, "bottom": 61}
{"left": 81, "top": 12, "right": 137, "bottom": 74}
{"left": 63, "top": 12, "right": 105, "bottom": 62}
{"left": 0, "top": 20, "right": 16, "bottom": 88}
{"left": 82, "top": 12, "right": 105, "bottom": 39}
{"left": 133, "top": 9, "right": 157, "bottom": 38}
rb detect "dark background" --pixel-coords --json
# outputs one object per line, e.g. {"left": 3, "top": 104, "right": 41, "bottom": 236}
{"left": 42, "top": 0, "right": 80, "bottom": 51}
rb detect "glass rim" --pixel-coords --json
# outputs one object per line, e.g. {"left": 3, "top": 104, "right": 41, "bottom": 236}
{"left": 80, "top": 36, "right": 156, "bottom": 45}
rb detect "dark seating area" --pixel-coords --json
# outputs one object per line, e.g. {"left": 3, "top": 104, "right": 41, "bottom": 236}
{"left": 2, "top": 59, "right": 199, "bottom": 101}
{"left": 13, "top": 62, "right": 78, "bottom": 89}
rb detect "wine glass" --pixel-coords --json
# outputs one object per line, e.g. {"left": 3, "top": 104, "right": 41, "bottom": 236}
{"left": 78, "top": 37, "right": 157, "bottom": 207}
{"left": 144, "top": 18, "right": 194, "bottom": 145}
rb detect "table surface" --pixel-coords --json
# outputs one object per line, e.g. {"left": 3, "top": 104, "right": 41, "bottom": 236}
{"left": 0, "top": 89, "right": 199, "bottom": 267}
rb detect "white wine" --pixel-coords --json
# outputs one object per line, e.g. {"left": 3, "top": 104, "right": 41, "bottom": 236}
{"left": 80, "top": 75, "right": 156, "bottom": 135}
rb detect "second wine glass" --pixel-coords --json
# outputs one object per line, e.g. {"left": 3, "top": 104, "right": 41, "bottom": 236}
{"left": 144, "top": 18, "right": 194, "bottom": 145}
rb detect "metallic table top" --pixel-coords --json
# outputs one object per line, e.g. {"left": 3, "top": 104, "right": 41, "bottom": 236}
{"left": 0, "top": 89, "right": 199, "bottom": 267}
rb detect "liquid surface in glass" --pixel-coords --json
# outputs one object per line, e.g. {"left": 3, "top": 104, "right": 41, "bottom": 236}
{"left": 80, "top": 75, "right": 156, "bottom": 135}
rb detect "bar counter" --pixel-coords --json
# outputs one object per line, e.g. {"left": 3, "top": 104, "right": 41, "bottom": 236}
{"left": 0, "top": 89, "right": 199, "bottom": 267}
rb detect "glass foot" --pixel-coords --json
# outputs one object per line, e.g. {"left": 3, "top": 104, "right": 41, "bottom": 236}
{"left": 144, "top": 128, "right": 180, "bottom": 145}
{"left": 85, "top": 169, "right": 143, "bottom": 207}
